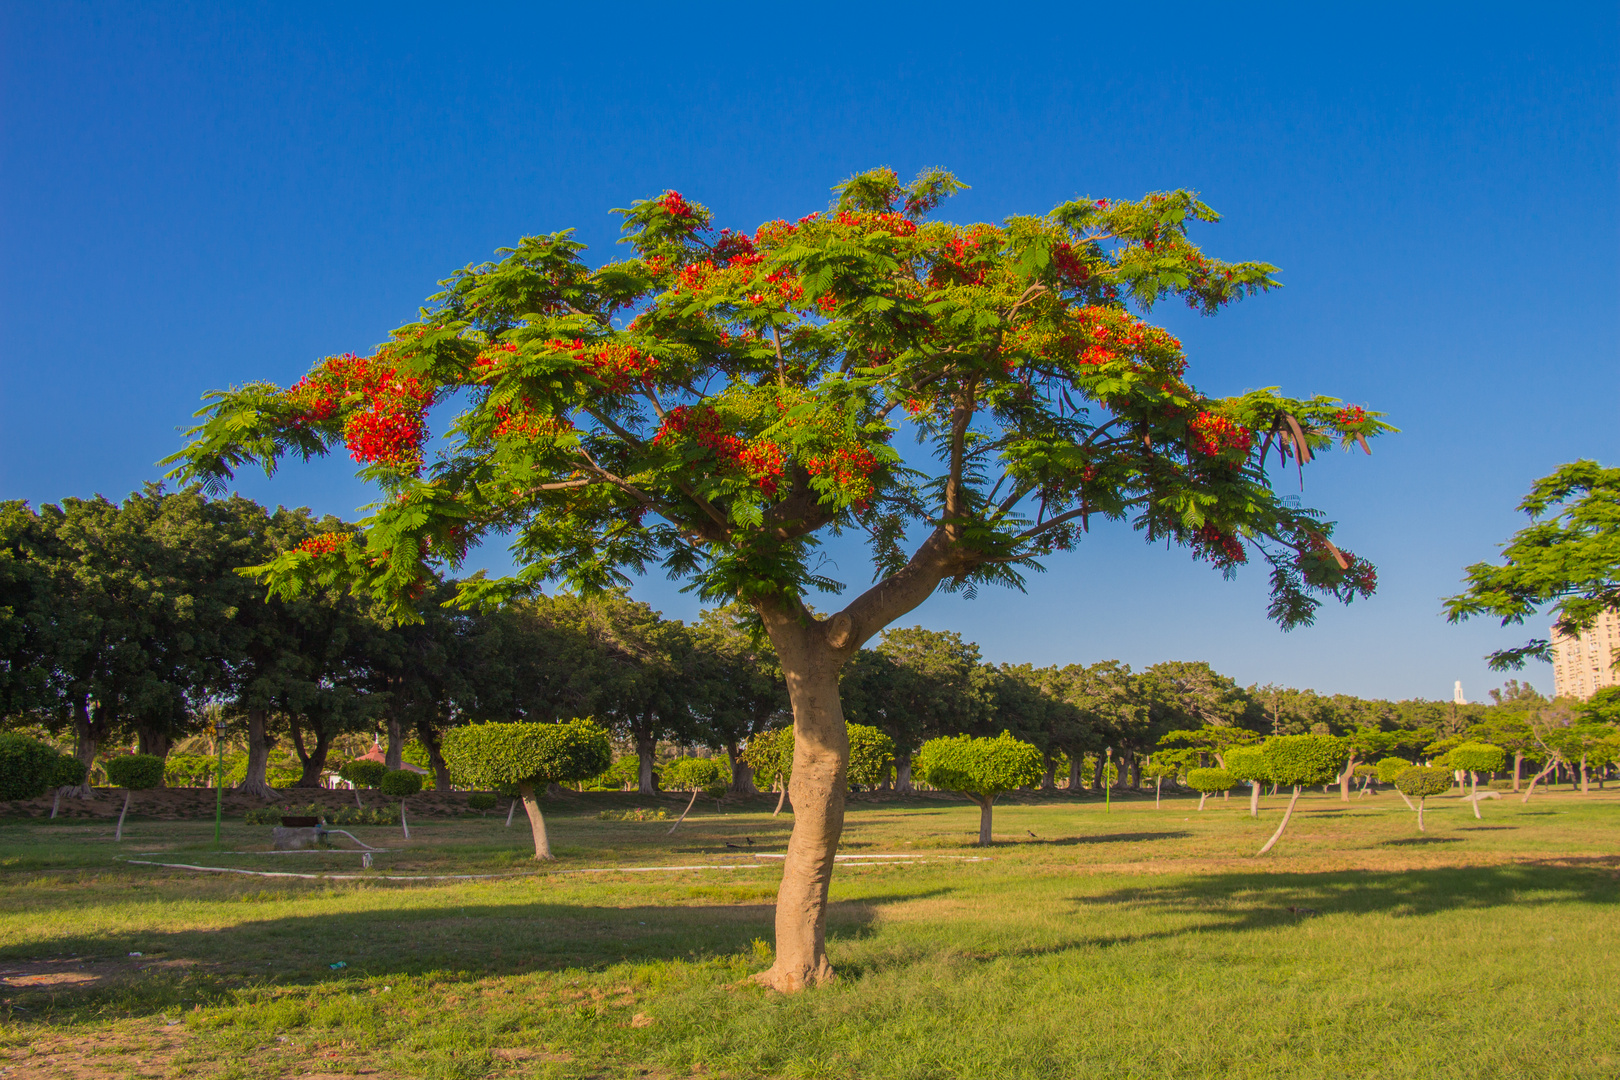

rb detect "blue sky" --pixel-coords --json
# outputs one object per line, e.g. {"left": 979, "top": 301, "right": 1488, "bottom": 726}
{"left": 3, "top": 3, "right": 1615, "bottom": 702}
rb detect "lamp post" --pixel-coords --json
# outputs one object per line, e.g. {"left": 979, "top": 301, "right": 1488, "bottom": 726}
{"left": 213, "top": 718, "right": 226, "bottom": 847}
{"left": 1105, "top": 746, "right": 1113, "bottom": 813}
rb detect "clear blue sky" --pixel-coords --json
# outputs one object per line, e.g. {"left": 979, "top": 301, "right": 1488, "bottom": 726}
{"left": 3, "top": 3, "right": 1615, "bottom": 702}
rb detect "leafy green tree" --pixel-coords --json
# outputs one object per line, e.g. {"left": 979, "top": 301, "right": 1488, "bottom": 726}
{"left": 1185, "top": 767, "right": 1234, "bottom": 810}
{"left": 380, "top": 768, "right": 424, "bottom": 839}
{"left": 1139, "top": 755, "right": 1180, "bottom": 807}
{"left": 1337, "top": 726, "right": 1399, "bottom": 802}
{"left": 1224, "top": 744, "right": 1269, "bottom": 818}
{"left": 1395, "top": 766, "right": 1453, "bottom": 832}
{"left": 661, "top": 756, "right": 731, "bottom": 833}
{"left": 0, "top": 733, "right": 58, "bottom": 801}
{"left": 914, "top": 731, "right": 1043, "bottom": 846}
{"left": 1444, "top": 461, "right": 1619, "bottom": 671}
{"left": 743, "top": 727, "right": 794, "bottom": 815}
{"left": 1441, "top": 742, "right": 1506, "bottom": 818}
{"left": 104, "top": 753, "right": 164, "bottom": 842}
{"left": 442, "top": 719, "right": 612, "bottom": 859}
{"left": 1256, "top": 734, "right": 1345, "bottom": 855}
{"left": 842, "top": 627, "right": 987, "bottom": 791}
{"left": 1056, "top": 661, "right": 1145, "bottom": 791}
{"left": 987, "top": 663, "right": 1080, "bottom": 789}
{"left": 48, "top": 754, "right": 87, "bottom": 819}
{"left": 168, "top": 168, "right": 1388, "bottom": 992}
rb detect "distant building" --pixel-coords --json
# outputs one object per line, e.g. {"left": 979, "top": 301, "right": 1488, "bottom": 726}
{"left": 1550, "top": 609, "right": 1620, "bottom": 700}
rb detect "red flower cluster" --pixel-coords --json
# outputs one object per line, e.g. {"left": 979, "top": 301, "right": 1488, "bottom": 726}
{"left": 655, "top": 406, "right": 786, "bottom": 497}
{"left": 712, "top": 229, "right": 757, "bottom": 264}
{"left": 659, "top": 191, "right": 695, "bottom": 219}
{"left": 586, "top": 342, "right": 659, "bottom": 394}
{"left": 492, "top": 397, "right": 574, "bottom": 441}
{"left": 807, "top": 446, "right": 879, "bottom": 503}
{"left": 816, "top": 293, "right": 839, "bottom": 314}
{"left": 830, "top": 210, "right": 918, "bottom": 237}
{"left": 675, "top": 261, "right": 717, "bottom": 292}
{"left": 286, "top": 352, "right": 435, "bottom": 468}
{"left": 1335, "top": 405, "right": 1368, "bottom": 427}
{"left": 1192, "top": 523, "right": 1247, "bottom": 568}
{"left": 473, "top": 341, "right": 520, "bottom": 377}
{"left": 765, "top": 267, "right": 804, "bottom": 304}
{"left": 297, "top": 532, "right": 351, "bottom": 557}
{"left": 1188, "top": 412, "right": 1253, "bottom": 457}
{"left": 1051, "top": 242, "right": 1091, "bottom": 290}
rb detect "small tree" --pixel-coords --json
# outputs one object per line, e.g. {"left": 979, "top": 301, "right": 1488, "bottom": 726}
{"left": 338, "top": 759, "right": 387, "bottom": 807}
{"left": 1376, "top": 755, "right": 1422, "bottom": 810}
{"left": 1352, "top": 763, "right": 1377, "bottom": 796}
{"left": 1224, "top": 744, "right": 1269, "bottom": 818}
{"left": 442, "top": 719, "right": 612, "bottom": 859}
{"left": 1441, "top": 742, "right": 1506, "bottom": 819}
{"left": 49, "top": 754, "right": 88, "bottom": 819}
{"left": 0, "top": 735, "right": 58, "bottom": 802}
{"left": 1140, "top": 756, "right": 1180, "bottom": 808}
{"left": 1395, "top": 766, "right": 1452, "bottom": 832}
{"left": 103, "top": 753, "right": 165, "bottom": 842}
{"left": 913, "top": 731, "right": 1043, "bottom": 846}
{"left": 743, "top": 727, "right": 794, "bottom": 815}
{"left": 662, "top": 756, "right": 731, "bottom": 833}
{"left": 380, "top": 768, "right": 424, "bottom": 839}
{"left": 1256, "top": 735, "right": 1344, "bottom": 855}
{"left": 1186, "top": 767, "right": 1234, "bottom": 811}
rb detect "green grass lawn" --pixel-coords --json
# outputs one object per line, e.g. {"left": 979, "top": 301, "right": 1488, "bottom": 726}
{"left": 1, "top": 785, "right": 1616, "bottom": 1079}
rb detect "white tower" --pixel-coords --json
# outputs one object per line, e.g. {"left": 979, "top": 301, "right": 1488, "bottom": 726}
{"left": 1453, "top": 680, "right": 1467, "bottom": 706}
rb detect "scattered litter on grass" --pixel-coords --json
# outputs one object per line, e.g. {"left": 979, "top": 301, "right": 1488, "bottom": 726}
{"left": 127, "top": 952, "right": 142, "bottom": 957}
{"left": 329, "top": 961, "right": 347, "bottom": 970}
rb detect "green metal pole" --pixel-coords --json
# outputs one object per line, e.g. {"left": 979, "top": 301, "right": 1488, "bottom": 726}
{"left": 214, "top": 721, "right": 225, "bottom": 847}
{"left": 1105, "top": 748, "right": 1112, "bottom": 813}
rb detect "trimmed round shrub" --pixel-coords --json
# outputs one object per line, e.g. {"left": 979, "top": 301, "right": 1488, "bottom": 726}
{"left": 847, "top": 724, "right": 897, "bottom": 788}
{"left": 467, "top": 791, "right": 498, "bottom": 812}
{"left": 104, "top": 753, "right": 166, "bottom": 791}
{"left": 1442, "top": 742, "right": 1507, "bottom": 774}
{"left": 914, "top": 732, "right": 1044, "bottom": 797}
{"left": 1224, "top": 745, "right": 1269, "bottom": 783}
{"left": 442, "top": 719, "right": 613, "bottom": 791}
{"left": 1395, "top": 766, "right": 1453, "bottom": 799}
{"left": 1186, "top": 767, "right": 1235, "bottom": 794}
{"left": 50, "top": 754, "right": 88, "bottom": 789}
{"left": 1352, "top": 763, "right": 1378, "bottom": 779}
{"left": 338, "top": 759, "right": 388, "bottom": 789}
{"left": 0, "top": 734, "right": 59, "bottom": 801}
{"left": 380, "top": 769, "right": 424, "bottom": 798}
{"left": 1262, "top": 734, "right": 1346, "bottom": 788}
{"left": 662, "top": 756, "right": 730, "bottom": 796}
{"left": 1375, "top": 756, "right": 1413, "bottom": 784}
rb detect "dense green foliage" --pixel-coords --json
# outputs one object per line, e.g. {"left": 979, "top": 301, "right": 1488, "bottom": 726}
{"left": 442, "top": 720, "right": 613, "bottom": 790}
{"left": 914, "top": 732, "right": 1044, "bottom": 798}
{"left": 1185, "top": 767, "right": 1235, "bottom": 793}
{"left": 103, "top": 753, "right": 165, "bottom": 791}
{"left": 466, "top": 791, "right": 498, "bottom": 813}
{"left": 1223, "top": 745, "right": 1268, "bottom": 782}
{"left": 380, "top": 769, "right": 425, "bottom": 798}
{"left": 1444, "top": 460, "right": 1620, "bottom": 670}
{"left": 0, "top": 734, "right": 58, "bottom": 801}
{"left": 1395, "top": 766, "right": 1453, "bottom": 799}
{"left": 1442, "top": 742, "right": 1507, "bottom": 774}
{"left": 48, "top": 753, "right": 87, "bottom": 790}
{"left": 661, "top": 757, "right": 730, "bottom": 795}
{"left": 1375, "top": 756, "right": 1413, "bottom": 784}
{"left": 339, "top": 760, "right": 388, "bottom": 789}
{"left": 244, "top": 803, "right": 400, "bottom": 826}
{"left": 1261, "top": 734, "right": 1345, "bottom": 787}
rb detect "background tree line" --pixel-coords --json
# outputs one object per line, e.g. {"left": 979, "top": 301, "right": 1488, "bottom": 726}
{"left": 3, "top": 488, "right": 1613, "bottom": 800}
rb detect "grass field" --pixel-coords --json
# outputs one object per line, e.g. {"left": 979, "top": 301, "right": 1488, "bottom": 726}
{"left": 1, "top": 784, "right": 1616, "bottom": 1079}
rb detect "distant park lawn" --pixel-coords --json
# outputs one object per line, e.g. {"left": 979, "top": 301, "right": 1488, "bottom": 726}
{"left": 1, "top": 785, "right": 1616, "bottom": 1079}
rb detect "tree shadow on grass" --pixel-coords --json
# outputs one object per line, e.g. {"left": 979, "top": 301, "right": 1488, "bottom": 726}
{"left": 1019, "top": 831, "right": 1193, "bottom": 847}
{"left": 1381, "top": 836, "right": 1463, "bottom": 846}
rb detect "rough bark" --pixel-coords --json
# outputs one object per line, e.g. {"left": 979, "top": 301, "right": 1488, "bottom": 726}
{"left": 237, "top": 708, "right": 276, "bottom": 800}
{"left": 1339, "top": 756, "right": 1359, "bottom": 802}
{"left": 726, "top": 742, "right": 759, "bottom": 794}
{"left": 1257, "top": 785, "right": 1303, "bottom": 856}
{"left": 973, "top": 795, "right": 995, "bottom": 846}
{"left": 384, "top": 715, "right": 404, "bottom": 771}
{"left": 1512, "top": 751, "right": 1523, "bottom": 793}
{"left": 518, "top": 781, "right": 552, "bottom": 859}
{"left": 71, "top": 697, "right": 105, "bottom": 799}
{"left": 135, "top": 724, "right": 171, "bottom": 759}
{"left": 288, "top": 714, "right": 334, "bottom": 788}
{"left": 416, "top": 718, "right": 452, "bottom": 791}
{"left": 1068, "top": 754, "right": 1083, "bottom": 791}
{"left": 1040, "top": 754, "right": 1057, "bottom": 791}
{"left": 895, "top": 753, "right": 914, "bottom": 794}
{"left": 636, "top": 726, "right": 658, "bottom": 795}
{"left": 1579, "top": 755, "right": 1589, "bottom": 794}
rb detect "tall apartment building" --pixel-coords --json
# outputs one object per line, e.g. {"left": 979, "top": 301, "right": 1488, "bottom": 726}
{"left": 1549, "top": 608, "right": 1620, "bottom": 700}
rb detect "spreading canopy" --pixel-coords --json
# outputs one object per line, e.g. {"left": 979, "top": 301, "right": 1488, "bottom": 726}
{"left": 166, "top": 168, "right": 1387, "bottom": 634}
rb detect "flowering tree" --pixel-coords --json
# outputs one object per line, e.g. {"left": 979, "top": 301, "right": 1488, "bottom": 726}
{"left": 168, "top": 168, "right": 1388, "bottom": 992}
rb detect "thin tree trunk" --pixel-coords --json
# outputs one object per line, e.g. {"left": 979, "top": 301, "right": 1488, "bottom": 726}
{"left": 518, "top": 782, "right": 552, "bottom": 859}
{"left": 1521, "top": 761, "right": 1557, "bottom": 803}
{"left": 115, "top": 790, "right": 131, "bottom": 842}
{"left": 1417, "top": 796, "right": 1426, "bottom": 832}
{"left": 1512, "top": 751, "right": 1523, "bottom": 793}
{"left": 1470, "top": 772, "right": 1482, "bottom": 819}
{"left": 1155, "top": 776, "right": 1162, "bottom": 808}
{"left": 636, "top": 727, "right": 657, "bottom": 795}
{"left": 1580, "top": 755, "right": 1589, "bottom": 794}
{"left": 975, "top": 796, "right": 994, "bottom": 846}
{"left": 668, "top": 789, "right": 701, "bottom": 833}
{"left": 1395, "top": 787, "right": 1415, "bottom": 810}
{"left": 773, "top": 779, "right": 788, "bottom": 816}
{"left": 1249, "top": 780, "right": 1261, "bottom": 818}
{"left": 400, "top": 800, "right": 410, "bottom": 840}
{"left": 1197, "top": 791, "right": 1208, "bottom": 811}
{"left": 505, "top": 797, "right": 516, "bottom": 827}
{"left": 1257, "top": 785, "right": 1303, "bottom": 856}
{"left": 237, "top": 708, "right": 276, "bottom": 800}
{"left": 51, "top": 788, "right": 62, "bottom": 818}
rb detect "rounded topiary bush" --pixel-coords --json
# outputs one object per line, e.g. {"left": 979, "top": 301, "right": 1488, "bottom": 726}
{"left": 1395, "top": 765, "right": 1454, "bottom": 831}
{"left": 0, "top": 734, "right": 59, "bottom": 801}
{"left": 442, "top": 719, "right": 613, "bottom": 859}
{"left": 339, "top": 760, "right": 388, "bottom": 789}
{"left": 1257, "top": 734, "right": 1347, "bottom": 855}
{"left": 1224, "top": 744, "right": 1269, "bottom": 817}
{"left": 846, "top": 724, "right": 897, "bottom": 789}
{"left": 1375, "top": 756, "right": 1412, "bottom": 784}
{"left": 1186, "top": 767, "right": 1235, "bottom": 810}
{"left": 662, "top": 756, "right": 730, "bottom": 795}
{"left": 104, "top": 754, "right": 165, "bottom": 791}
{"left": 913, "top": 731, "right": 1044, "bottom": 846}
{"left": 50, "top": 753, "right": 88, "bottom": 789}
{"left": 380, "top": 769, "right": 424, "bottom": 798}
{"left": 103, "top": 753, "right": 165, "bottom": 842}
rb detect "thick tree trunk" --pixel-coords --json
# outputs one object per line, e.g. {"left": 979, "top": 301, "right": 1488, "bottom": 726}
{"left": 1091, "top": 753, "right": 1104, "bottom": 793}
{"left": 518, "top": 782, "right": 552, "bottom": 859}
{"left": 288, "top": 715, "right": 334, "bottom": 788}
{"left": 1068, "top": 754, "right": 1083, "bottom": 791}
{"left": 1129, "top": 754, "right": 1141, "bottom": 791}
{"left": 636, "top": 726, "right": 658, "bottom": 795}
{"left": 1512, "top": 751, "right": 1523, "bottom": 793}
{"left": 1040, "top": 754, "right": 1057, "bottom": 791}
{"left": 1257, "top": 785, "right": 1303, "bottom": 855}
{"left": 1339, "top": 756, "right": 1358, "bottom": 802}
{"left": 974, "top": 795, "right": 994, "bottom": 846}
{"left": 385, "top": 716, "right": 404, "bottom": 771}
{"left": 414, "top": 719, "right": 452, "bottom": 791}
{"left": 727, "top": 742, "right": 758, "bottom": 794}
{"left": 1249, "top": 780, "right": 1261, "bottom": 818}
{"left": 135, "top": 724, "right": 170, "bottom": 760}
{"left": 237, "top": 708, "right": 276, "bottom": 800}
{"left": 894, "top": 753, "right": 913, "bottom": 794}
{"left": 753, "top": 630, "right": 847, "bottom": 994}
{"left": 71, "top": 697, "right": 103, "bottom": 799}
